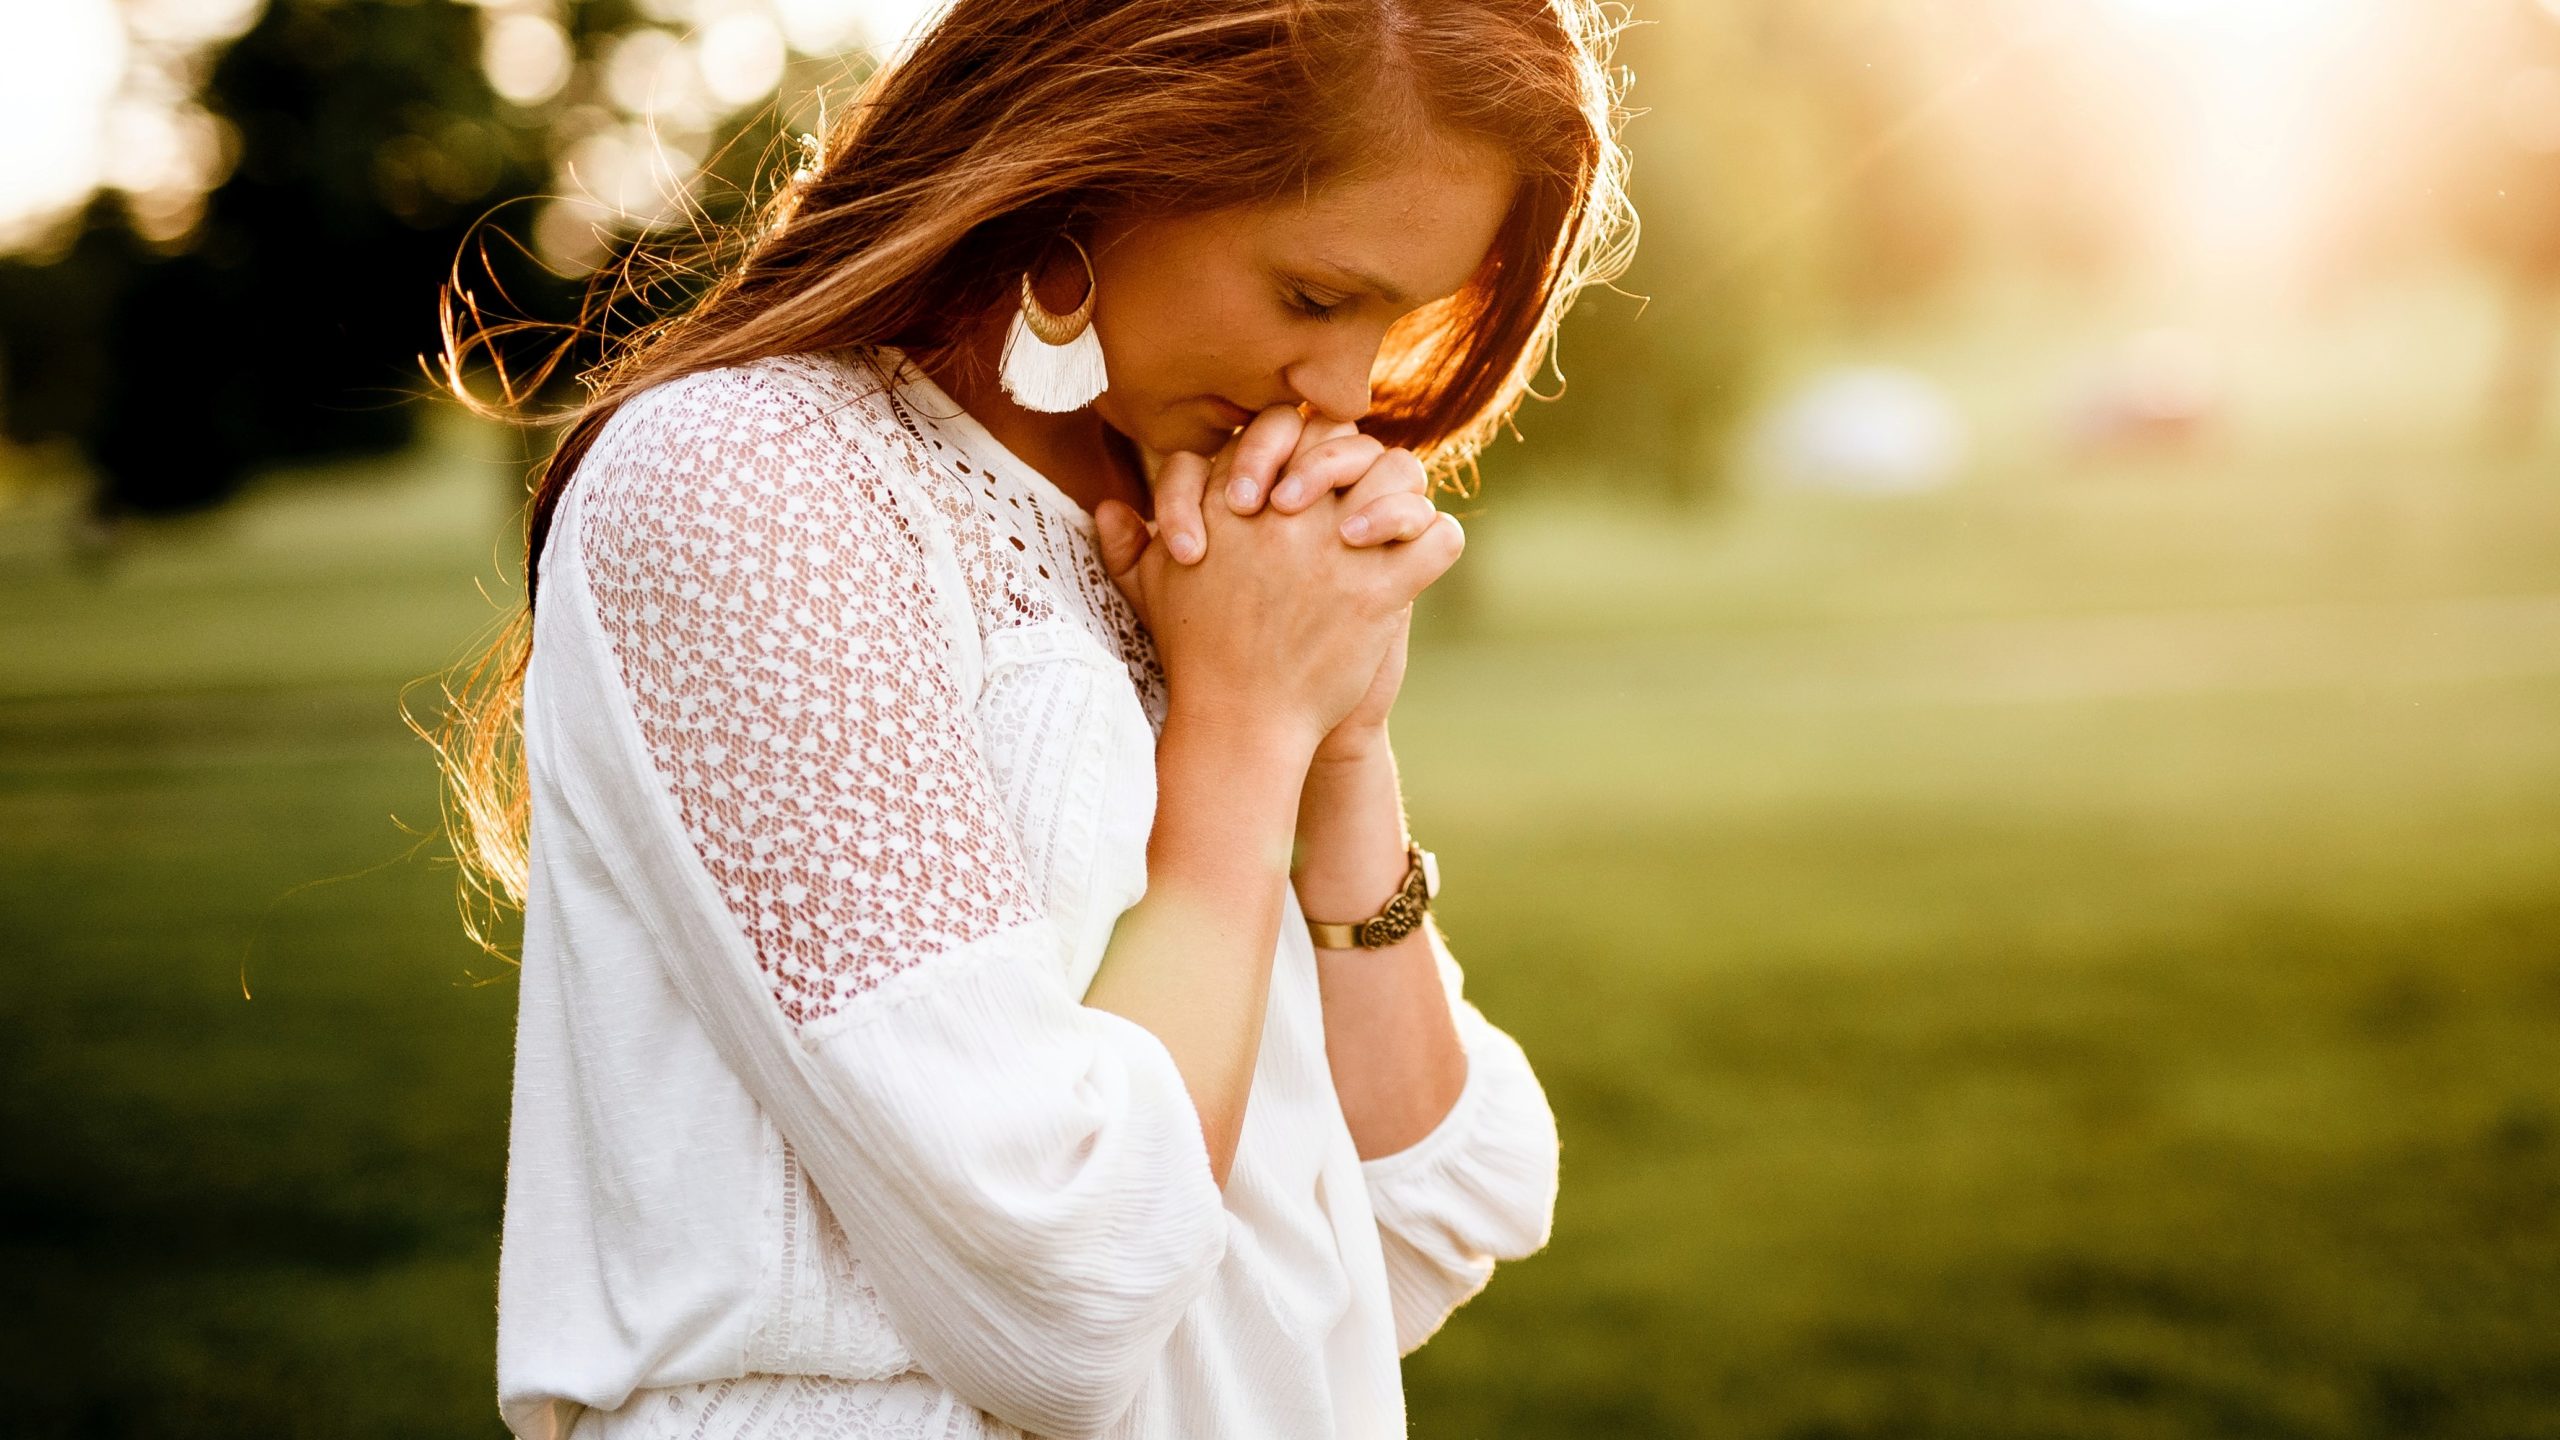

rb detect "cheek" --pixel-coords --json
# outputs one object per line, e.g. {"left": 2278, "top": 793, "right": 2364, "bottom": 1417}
{"left": 1092, "top": 235, "right": 1296, "bottom": 455}
{"left": 1101, "top": 259, "right": 1277, "bottom": 386}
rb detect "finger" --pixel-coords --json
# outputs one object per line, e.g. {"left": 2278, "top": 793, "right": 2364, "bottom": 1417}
{"left": 1338, "top": 491, "right": 1440, "bottom": 547}
{"left": 1383, "top": 511, "right": 1466, "bottom": 591}
{"left": 1150, "top": 451, "right": 1210, "bottom": 564}
{"left": 1221, "top": 406, "right": 1308, "bottom": 514}
{"left": 1264, "top": 409, "right": 1372, "bottom": 509}
{"left": 1268, "top": 433, "right": 1386, "bottom": 513}
{"left": 1092, "top": 496, "right": 1151, "bottom": 578}
{"left": 1287, "top": 413, "right": 1363, "bottom": 469}
{"left": 1331, "top": 446, "right": 1429, "bottom": 515}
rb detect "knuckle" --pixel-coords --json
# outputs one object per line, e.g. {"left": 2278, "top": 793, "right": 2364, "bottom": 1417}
{"left": 1342, "top": 444, "right": 1390, "bottom": 487}
{"left": 1372, "top": 489, "right": 1433, "bottom": 525}
{"left": 1247, "top": 409, "right": 1303, "bottom": 454}
{"left": 1380, "top": 448, "right": 1427, "bottom": 491}
{"left": 1405, "top": 513, "right": 1454, "bottom": 561}
{"left": 1365, "top": 498, "right": 1416, "bottom": 538}
{"left": 1434, "top": 514, "right": 1466, "bottom": 559}
{"left": 1315, "top": 432, "right": 1385, "bottom": 463}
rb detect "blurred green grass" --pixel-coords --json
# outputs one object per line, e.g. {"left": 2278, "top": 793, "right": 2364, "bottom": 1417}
{"left": 4, "top": 281, "right": 2558, "bottom": 1438}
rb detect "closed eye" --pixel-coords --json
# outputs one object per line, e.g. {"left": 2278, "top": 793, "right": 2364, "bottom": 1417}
{"left": 1286, "top": 286, "right": 1345, "bottom": 323}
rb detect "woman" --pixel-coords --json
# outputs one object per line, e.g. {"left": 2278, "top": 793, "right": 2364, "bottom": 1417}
{"left": 435, "top": 1, "right": 1634, "bottom": 1435}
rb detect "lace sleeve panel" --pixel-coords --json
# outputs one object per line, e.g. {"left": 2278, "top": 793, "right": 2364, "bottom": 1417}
{"left": 572, "top": 360, "right": 1043, "bottom": 1029}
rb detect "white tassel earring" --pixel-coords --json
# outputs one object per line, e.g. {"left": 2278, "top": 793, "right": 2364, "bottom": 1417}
{"left": 998, "top": 234, "right": 1108, "bottom": 412}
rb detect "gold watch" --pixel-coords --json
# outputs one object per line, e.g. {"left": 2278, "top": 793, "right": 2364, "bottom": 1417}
{"left": 1306, "top": 842, "right": 1440, "bottom": 950}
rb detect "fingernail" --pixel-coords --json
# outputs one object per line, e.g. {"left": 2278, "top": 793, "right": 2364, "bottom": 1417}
{"left": 1170, "top": 531, "right": 1202, "bottom": 563}
{"left": 1227, "top": 475, "right": 1256, "bottom": 509}
{"left": 1341, "top": 514, "right": 1370, "bottom": 543}
{"left": 1273, "top": 481, "right": 1303, "bottom": 510}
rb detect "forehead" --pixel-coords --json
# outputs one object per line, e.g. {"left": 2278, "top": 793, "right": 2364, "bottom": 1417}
{"left": 1238, "top": 142, "right": 1517, "bottom": 303}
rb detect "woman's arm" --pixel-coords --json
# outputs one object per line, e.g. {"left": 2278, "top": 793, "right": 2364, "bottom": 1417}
{"left": 1114, "top": 405, "right": 1555, "bottom": 1352}
{"left": 1300, "top": 702, "right": 1563, "bottom": 1358}
{"left": 1298, "top": 720, "right": 1562, "bottom": 1354}
{"left": 1113, "top": 408, "right": 1476, "bottom": 1158}
{"left": 1085, "top": 451, "right": 1464, "bottom": 1189}
{"left": 1078, "top": 707, "right": 1312, "bottom": 1187}
{"left": 1290, "top": 719, "right": 1471, "bottom": 1159}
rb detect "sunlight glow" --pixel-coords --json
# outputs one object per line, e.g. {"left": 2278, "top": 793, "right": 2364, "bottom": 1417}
{"left": 772, "top": 0, "right": 944, "bottom": 62}
{"left": 0, "top": 0, "right": 126, "bottom": 253}
{"left": 604, "top": 27, "right": 703, "bottom": 121}
{"left": 2084, "top": 0, "right": 2389, "bottom": 289}
{"left": 2502, "top": 68, "right": 2560, "bottom": 156}
{"left": 0, "top": 0, "right": 263, "bottom": 254}
{"left": 483, "top": 13, "right": 573, "bottom": 108}
{"left": 698, "top": 13, "right": 790, "bottom": 108}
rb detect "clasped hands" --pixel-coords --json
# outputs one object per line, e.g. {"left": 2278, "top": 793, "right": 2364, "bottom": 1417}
{"left": 1092, "top": 406, "right": 1462, "bottom": 765}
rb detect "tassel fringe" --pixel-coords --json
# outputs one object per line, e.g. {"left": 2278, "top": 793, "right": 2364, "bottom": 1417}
{"left": 999, "top": 306, "right": 1108, "bottom": 412}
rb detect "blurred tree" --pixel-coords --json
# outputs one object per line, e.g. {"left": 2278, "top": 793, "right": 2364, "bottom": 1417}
{"left": 1499, "top": 3, "right": 1807, "bottom": 508}
{"left": 1504, "top": 0, "right": 2139, "bottom": 507}
{"left": 0, "top": 0, "right": 583, "bottom": 520}
{"left": 1776, "top": 1, "right": 1978, "bottom": 317}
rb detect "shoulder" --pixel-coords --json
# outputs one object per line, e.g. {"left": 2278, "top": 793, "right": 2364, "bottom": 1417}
{"left": 571, "top": 349, "right": 941, "bottom": 545}
{"left": 583, "top": 349, "right": 917, "bottom": 489}
{"left": 562, "top": 349, "right": 991, "bottom": 679}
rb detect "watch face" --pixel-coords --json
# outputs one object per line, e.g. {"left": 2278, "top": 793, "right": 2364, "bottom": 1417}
{"left": 1420, "top": 848, "right": 1440, "bottom": 900}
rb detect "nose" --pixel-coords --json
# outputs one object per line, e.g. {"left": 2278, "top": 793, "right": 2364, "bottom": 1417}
{"left": 1283, "top": 332, "right": 1376, "bottom": 427}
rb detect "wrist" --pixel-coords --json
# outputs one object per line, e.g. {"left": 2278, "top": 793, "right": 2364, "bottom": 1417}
{"left": 1302, "top": 840, "right": 1436, "bottom": 950}
{"left": 1299, "top": 726, "right": 1394, "bottom": 839}
{"left": 1294, "top": 841, "right": 1416, "bottom": 926}
{"left": 1152, "top": 707, "right": 1316, "bottom": 892}
{"left": 1310, "top": 722, "right": 1392, "bottom": 771}
{"left": 1164, "top": 695, "right": 1324, "bottom": 771}
{"left": 1290, "top": 735, "right": 1412, "bottom": 921}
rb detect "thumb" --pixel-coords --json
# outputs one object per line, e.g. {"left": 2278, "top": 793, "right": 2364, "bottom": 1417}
{"left": 1093, "top": 496, "right": 1151, "bottom": 579}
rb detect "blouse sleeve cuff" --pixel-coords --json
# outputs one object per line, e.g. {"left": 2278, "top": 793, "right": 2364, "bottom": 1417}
{"left": 1358, "top": 999, "right": 1560, "bottom": 1260}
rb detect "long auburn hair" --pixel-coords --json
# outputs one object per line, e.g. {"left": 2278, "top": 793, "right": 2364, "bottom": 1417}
{"left": 423, "top": 0, "right": 1637, "bottom": 949}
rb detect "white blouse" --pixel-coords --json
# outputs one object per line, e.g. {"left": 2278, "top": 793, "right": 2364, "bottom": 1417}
{"left": 496, "top": 345, "right": 1560, "bottom": 1440}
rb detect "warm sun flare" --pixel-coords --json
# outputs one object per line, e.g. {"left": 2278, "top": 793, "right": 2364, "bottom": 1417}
{"left": 2083, "top": 0, "right": 2390, "bottom": 287}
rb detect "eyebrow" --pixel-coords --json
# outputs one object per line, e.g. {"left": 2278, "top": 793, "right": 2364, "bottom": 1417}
{"left": 1310, "top": 257, "right": 1409, "bottom": 307}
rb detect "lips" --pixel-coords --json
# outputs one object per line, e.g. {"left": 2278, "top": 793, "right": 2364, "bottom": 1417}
{"left": 1207, "top": 397, "right": 1256, "bottom": 427}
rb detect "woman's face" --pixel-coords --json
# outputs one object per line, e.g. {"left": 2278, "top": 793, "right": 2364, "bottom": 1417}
{"left": 1081, "top": 138, "right": 1518, "bottom": 462}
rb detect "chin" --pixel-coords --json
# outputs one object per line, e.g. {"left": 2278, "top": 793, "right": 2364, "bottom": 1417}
{"left": 1133, "top": 413, "right": 1228, "bottom": 460}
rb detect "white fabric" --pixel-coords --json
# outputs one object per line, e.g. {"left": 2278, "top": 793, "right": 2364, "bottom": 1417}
{"left": 496, "top": 345, "right": 1560, "bottom": 1440}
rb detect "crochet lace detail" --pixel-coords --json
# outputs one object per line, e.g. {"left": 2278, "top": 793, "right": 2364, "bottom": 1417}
{"left": 579, "top": 1371, "right": 1028, "bottom": 1440}
{"left": 760, "top": 1140, "right": 911, "bottom": 1378}
{"left": 572, "top": 353, "right": 1048, "bottom": 1029}
{"left": 862, "top": 352, "right": 1169, "bottom": 731}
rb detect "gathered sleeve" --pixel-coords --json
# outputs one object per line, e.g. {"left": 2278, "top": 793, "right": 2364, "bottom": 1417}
{"left": 1358, "top": 920, "right": 1560, "bottom": 1356}
{"left": 564, "top": 362, "right": 1226, "bottom": 1439}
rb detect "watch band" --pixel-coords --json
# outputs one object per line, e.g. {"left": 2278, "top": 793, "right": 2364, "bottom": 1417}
{"left": 1306, "top": 842, "right": 1440, "bottom": 950}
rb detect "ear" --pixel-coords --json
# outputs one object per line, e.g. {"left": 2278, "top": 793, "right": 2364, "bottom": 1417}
{"left": 1093, "top": 496, "right": 1151, "bottom": 579}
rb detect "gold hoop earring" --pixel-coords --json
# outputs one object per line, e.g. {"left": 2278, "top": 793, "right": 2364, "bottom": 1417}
{"left": 999, "top": 235, "right": 1108, "bottom": 412}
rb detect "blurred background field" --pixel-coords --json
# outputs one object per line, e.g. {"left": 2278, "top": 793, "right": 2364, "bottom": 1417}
{"left": 7, "top": 0, "right": 2560, "bottom": 1435}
